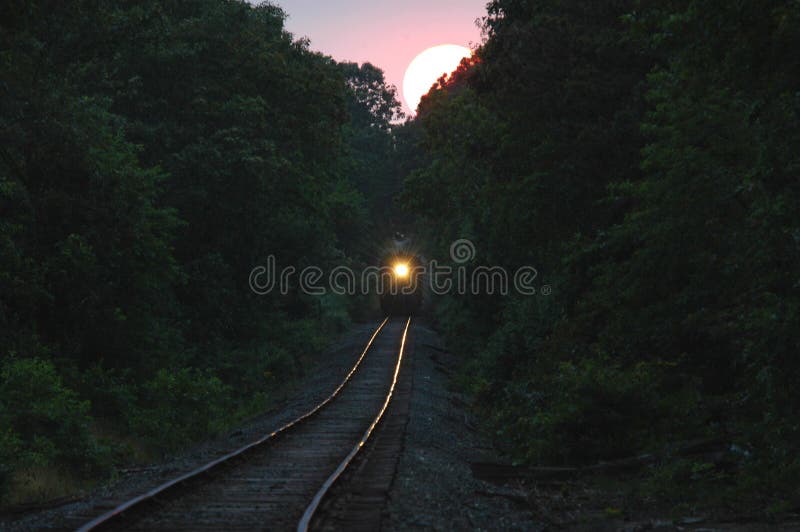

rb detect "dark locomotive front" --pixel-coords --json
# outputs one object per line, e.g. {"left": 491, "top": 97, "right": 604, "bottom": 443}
{"left": 378, "top": 234, "right": 424, "bottom": 316}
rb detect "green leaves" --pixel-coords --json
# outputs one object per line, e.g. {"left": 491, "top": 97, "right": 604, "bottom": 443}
{"left": 0, "top": 0, "right": 383, "bottom": 500}
{"left": 0, "top": 358, "right": 101, "bottom": 484}
{"left": 404, "top": 0, "right": 800, "bottom": 509}
{"left": 131, "top": 368, "right": 231, "bottom": 452}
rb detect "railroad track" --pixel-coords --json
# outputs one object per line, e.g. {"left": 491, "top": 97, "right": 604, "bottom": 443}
{"left": 73, "top": 317, "right": 413, "bottom": 532}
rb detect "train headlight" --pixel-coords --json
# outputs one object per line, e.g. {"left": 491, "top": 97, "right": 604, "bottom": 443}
{"left": 393, "top": 263, "right": 410, "bottom": 278}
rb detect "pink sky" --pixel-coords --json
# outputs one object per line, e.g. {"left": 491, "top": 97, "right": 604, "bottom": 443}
{"left": 271, "top": 0, "right": 488, "bottom": 115}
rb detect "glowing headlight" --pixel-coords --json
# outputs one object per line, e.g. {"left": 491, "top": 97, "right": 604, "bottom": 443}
{"left": 393, "top": 263, "right": 410, "bottom": 278}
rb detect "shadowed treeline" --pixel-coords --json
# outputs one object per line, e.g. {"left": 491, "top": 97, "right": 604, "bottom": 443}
{"left": 401, "top": 0, "right": 800, "bottom": 514}
{"left": 0, "top": 0, "right": 402, "bottom": 503}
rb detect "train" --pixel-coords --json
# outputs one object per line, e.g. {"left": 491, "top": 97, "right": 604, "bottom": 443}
{"left": 378, "top": 232, "right": 424, "bottom": 316}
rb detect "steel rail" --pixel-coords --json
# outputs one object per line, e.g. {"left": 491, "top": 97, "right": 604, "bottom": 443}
{"left": 76, "top": 317, "right": 390, "bottom": 532}
{"left": 297, "top": 316, "right": 411, "bottom": 532}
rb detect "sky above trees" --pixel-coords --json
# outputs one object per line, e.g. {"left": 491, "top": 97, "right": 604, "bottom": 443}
{"left": 270, "top": 0, "right": 486, "bottom": 114}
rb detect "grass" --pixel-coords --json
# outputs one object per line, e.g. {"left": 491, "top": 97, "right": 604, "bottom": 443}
{"left": 6, "top": 467, "right": 93, "bottom": 508}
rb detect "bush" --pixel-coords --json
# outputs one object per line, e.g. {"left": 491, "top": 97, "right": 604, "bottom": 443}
{"left": 0, "top": 358, "right": 103, "bottom": 500}
{"left": 467, "top": 301, "right": 702, "bottom": 465}
{"left": 80, "top": 365, "right": 138, "bottom": 421}
{"left": 0, "top": 428, "right": 22, "bottom": 502}
{"left": 507, "top": 359, "right": 696, "bottom": 464}
{"left": 131, "top": 368, "right": 231, "bottom": 453}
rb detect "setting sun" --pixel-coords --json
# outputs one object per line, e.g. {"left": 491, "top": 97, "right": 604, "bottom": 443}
{"left": 402, "top": 44, "right": 471, "bottom": 114}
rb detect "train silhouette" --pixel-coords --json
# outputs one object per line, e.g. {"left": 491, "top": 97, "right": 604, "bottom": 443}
{"left": 378, "top": 232, "right": 424, "bottom": 316}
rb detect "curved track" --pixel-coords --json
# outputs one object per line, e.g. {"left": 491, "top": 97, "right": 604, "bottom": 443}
{"left": 76, "top": 317, "right": 412, "bottom": 532}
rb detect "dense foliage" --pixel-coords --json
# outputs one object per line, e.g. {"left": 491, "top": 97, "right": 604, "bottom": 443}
{"left": 403, "top": 0, "right": 800, "bottom": 512}
{"left": 0, "top": 0, "right": 401, "bottom": 503}
{"left": 3, "top": 0, "right": 797, "bottom": 516}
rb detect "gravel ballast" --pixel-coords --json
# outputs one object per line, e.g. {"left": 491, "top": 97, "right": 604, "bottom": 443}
{"left": 383, "top": 323, "right": 542, "bottom": 531}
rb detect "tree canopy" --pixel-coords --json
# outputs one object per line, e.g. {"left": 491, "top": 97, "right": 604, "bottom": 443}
{"left": 401, "top": 0, "right": 800, "bottom": 512}
{"left": 0, "top": 0, "right": 401, "bottom": 503}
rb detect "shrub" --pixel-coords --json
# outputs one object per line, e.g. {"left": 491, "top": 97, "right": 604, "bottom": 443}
{"left": 0, "top": 428, "right": 22, "bottom": 502}
{"left": 131, "top": 368, "right": 231, "bottom": 452}
{"left": 512, "top": 359, "right": 686, "bottom": 463}
{"left": 0, "top": 357, "right": 103, "bottom": 500}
